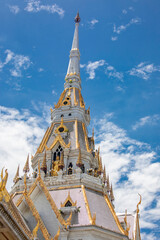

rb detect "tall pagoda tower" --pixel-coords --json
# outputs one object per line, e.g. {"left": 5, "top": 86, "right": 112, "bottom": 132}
{"left": 0, "top": 13, "right": 141, "bottom": 240}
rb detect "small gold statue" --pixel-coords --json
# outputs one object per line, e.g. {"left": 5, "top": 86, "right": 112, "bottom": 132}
{"left": 51, "top": 156, "right": 61, "bottom": 176}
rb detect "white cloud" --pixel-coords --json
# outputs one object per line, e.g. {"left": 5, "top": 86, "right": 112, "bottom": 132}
{"left": 122, "top": 6, "right": 134, "bottom": 15}
{"left": 0, "top": 49, "right": 31, "bottom": 78}
{"left": 113, "top": 17, "right": 141, "bottom": 35}
{"left": 38, "top": 67, "right": 44, "bottom": 72}
{"left": 25, "top": 0, "right": 64, "bottom": 17}
{"left": 8, "top": 5, "right": 20, "bottom": 14}
{"left": 122, "top": 9, "right": 127, "bottom": 15}
{"left": 94, "top": 115, "right": 160, "bottom": 233}
{"left": 132, "top": 114, "right": 160, "bottom": 130}
{"left": 105, "top": 64, "right": 123, "bottom": 81}
{"left": 0, "top": 106, "right": 45, "bottom": 190}
{"left": 82, "top": 60, "right": 105, "bottom": 79}
{"left": 116, "top": 86, "right": 125, "bottom": 92}
{"left": 80, "top": 64, "right": 86, "bottom": 68}
{"left": 81, "top": 60, "right": 123, "bottom": 81}
{"left": 111, "top": 36, "right": 118, "bottom": 41}
{"left": 52, "top": 90, "right": 57, "bottom": 95}
{"left": 141, "top": 233, "right": 157, "bottom": 240}
{"left": 88, "top": 19, "right": 99, "bottom": 28}
{"left": 129, "top": 62, "right": 160, "bottom": 80}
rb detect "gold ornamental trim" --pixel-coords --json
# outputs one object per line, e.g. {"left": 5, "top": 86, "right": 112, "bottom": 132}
{"left": 82, "top": 123, "right": 92, "bottom": 153}
{"left": 73, "top": 87, "right": 78, "bottom": 106}
{"left": 36, "top": 123, "right": 55, "bottom": 154}
{"left": 78, "top": 89, "right": 85, "bottom": 108}
{"left": 45, "top": 134, "right": 70, "bottom": 151}
{"left": 54, "top": 89, "right": 66, "bottom": 109}
{"left": 38, "top": 177, "right": 66, "bottom": 226}
{"left": 104, "top": 194, "right": 127, "bottom": 236}
{"left": 16, "top": 178, "right": 39, "bottom": 207}
{"left": 75, "top": 120, "right": 79, "bottom": 149}
{"left": 81, "top": 185, "right": 92, "bottom": 224}
{"left": 54, "top": 227, "right": 60, "bottom": 240}
{"left": 24, "top": 194, "right": 52, "bottom": 240}
{"left": 61, "top": 191, "right": 77, "bottom": 207}
{"left": 49, "top": 185, "right": 81, "bottom": 191}
{"left": 54, "top": 117, "right": 69, "bottom": 134}
{"left": 16, "top": 174, "right": 66, "bottom": 227}
{"left": 0, "top": 168, "right": 10, "bottom": 203}
{"left": 0, "top": 168, "right": 32, "bottom": 239}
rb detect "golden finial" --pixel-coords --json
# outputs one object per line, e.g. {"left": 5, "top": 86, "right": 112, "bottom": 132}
{"left": 24, "top": 174, "right": 27, "bottom": 194}
{"left": 2, "top": 169, "right": 8, "bottom": 191}
{"left": 41, "top": 151, "right": 47, "bottom": 174}
{"left": 75, "top": 12, "right": 80, "bottom": 23}
{"left": 13, "top": 165, "right": 20, "bottom": 183}
{"left": 0, "top": 168, "right": 10, "bottom": 203}
{"left": 124, "top": 209, "right": 127, "bottom": 225}
{"left": 124, "top": 210, "right": 130, "bottom": 235}
{"left": 97, "top": 156, "right": 102, "bottom": 175}
{"left": 91, "top": 213, "right": 96, "bottom": 225}
{"left": 65, "top": 211, "right": 72, "bottom": 227}
{"left": 54, "top": 227, "right": 60, "bottom": 240}
{"left": 110, "top": 184, "right": 115, "bottom": 202}
{"left": 32, "top": 220, "right": 39, "bottom": 238}
{"left": 76, "top": 142, "right": 83, "bottom": 167}
{"left": 137, "top": 193, "right": 142, "bottom": 214}
{"left": 23, "top": 154, "right": 30, "bottom": 173}
{"left": 0, "top": 168, "right": 8, "bottom": 191}
{"left": 92, "top": 128, "right": 94, "bottom": 138}
{"left": 106, "top": 174, "right": 110, "bottom": 192}
{"left": 50, "top": 107, "right": 53, "bottom": 113}
{"left": 103, "top": 165, "right": 106, "bottom": 183}
{"left": 98, "top": 146, "right": 100, "bottom": 156}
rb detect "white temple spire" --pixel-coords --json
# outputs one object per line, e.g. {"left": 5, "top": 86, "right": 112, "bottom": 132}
{"left": 65, "top": 12, "right": 81, "bottom": 89}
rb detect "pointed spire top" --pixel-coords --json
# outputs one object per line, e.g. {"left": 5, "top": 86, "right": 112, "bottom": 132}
{"left": 92, "top": 128, "right": 94, "bottom": 138}
{"left": 75, "top": 12, "right": 80, "bottom": 23}
{"left": 97, "top": 156, "right": 102, "bottom": 175}
{"left": 106, "top": 174, "right": 110, "bottom": 192}
{"left": 65, "top": 13, "right": 81, "bottom": 89}
{"left": 24, "top": 173, "right": 27, "bottom": 194}
{"left": 110, "top": 184, "right": 115, "bottom": 202}
{"left": 23, "top": 154, "right": 29, "bottom": 173}
{"left": 13, "top": 165, "right": 20, "bottom": 183}
{"left": 103, "top": 165, "right": 106, "bottom": 183}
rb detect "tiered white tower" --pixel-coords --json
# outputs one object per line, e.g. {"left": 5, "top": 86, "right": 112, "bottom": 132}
{"left": 8, "top": 13, "right": 141, "bottom": 240}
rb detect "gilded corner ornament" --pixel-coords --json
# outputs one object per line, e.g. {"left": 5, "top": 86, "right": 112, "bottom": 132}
{"left": 54, "top": 227, "right": 60, "bottom": 240}
{"left": 32, "top": 220, "right": 39, "bottom": 238}
{"left": 65, "top": 211, "right": 72, "bottom": 228}
{"left": 137, "top": 193, "right": 142, "bottom": 214}
{"left": 0, "top": 168, "right": 10, "bottom": 203}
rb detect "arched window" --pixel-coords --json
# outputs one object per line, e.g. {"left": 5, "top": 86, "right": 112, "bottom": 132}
{"left": 52, "top": 145, "right": 63, "bottom": 161}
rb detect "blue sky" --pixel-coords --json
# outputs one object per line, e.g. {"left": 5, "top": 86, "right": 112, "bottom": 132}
{"left": 0, "top": 0, "right": 160, "bottom": 239}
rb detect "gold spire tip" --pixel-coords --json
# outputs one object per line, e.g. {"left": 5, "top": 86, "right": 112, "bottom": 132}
{"left": 75, "top": 12, "right": 80, "bottom": 23}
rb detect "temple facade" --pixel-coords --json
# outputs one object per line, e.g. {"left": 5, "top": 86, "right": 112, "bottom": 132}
{"left": 0, "top": 13, "right": 141, "bottom": 240}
